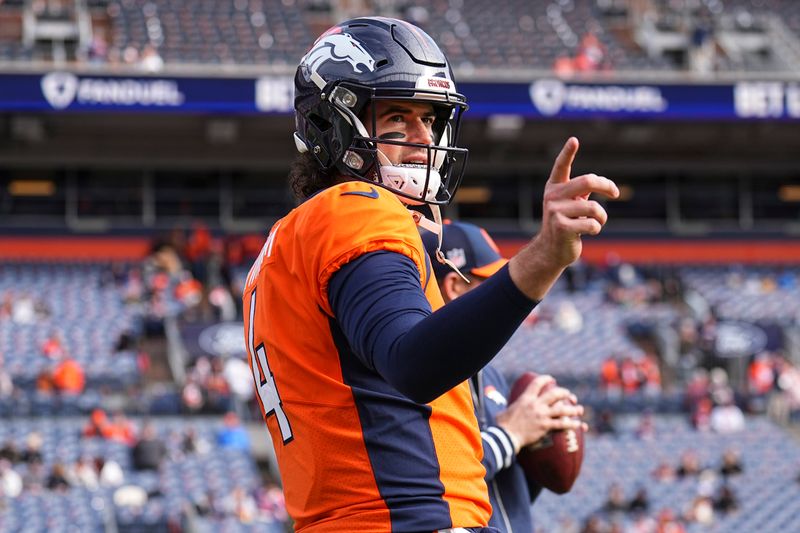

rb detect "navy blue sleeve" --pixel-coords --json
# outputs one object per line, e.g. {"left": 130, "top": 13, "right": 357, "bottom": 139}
{"left": 328, "top": 251, "right": 537, "bottom": 404}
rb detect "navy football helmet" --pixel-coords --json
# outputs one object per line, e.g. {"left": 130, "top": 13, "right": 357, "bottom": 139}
{"left": 293, "top": 17, "right": 469, "bottom": 205}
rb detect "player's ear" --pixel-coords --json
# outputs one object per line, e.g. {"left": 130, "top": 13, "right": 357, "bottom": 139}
{"left": 441, "top": 272, "right": 468, "bottom": 302}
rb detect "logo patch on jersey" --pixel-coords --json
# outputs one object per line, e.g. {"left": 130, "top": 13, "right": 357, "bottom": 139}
{"left": 303, "top": 33, "right": 376, "bottom": 75}
{"left": 341, "top": 186, "right": 380, "bottom": 199}
{"left": 485, "top": 385, "right": 507, "bottom": 406}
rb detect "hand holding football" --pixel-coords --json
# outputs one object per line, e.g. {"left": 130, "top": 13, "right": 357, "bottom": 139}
{"left": 508, "top": 371, "right": 585, "bottom": 494}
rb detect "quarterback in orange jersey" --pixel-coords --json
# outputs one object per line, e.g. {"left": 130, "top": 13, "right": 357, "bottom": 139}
{"left": 243, "top": 16, "right": 619, "bottom": 533}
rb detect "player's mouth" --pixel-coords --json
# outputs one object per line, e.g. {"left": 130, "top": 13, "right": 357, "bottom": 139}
{"left": 399, "top": 158, "right": 429, "bottom": 167}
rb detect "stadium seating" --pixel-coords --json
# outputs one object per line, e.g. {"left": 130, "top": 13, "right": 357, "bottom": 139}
{"left": 0, "top": 416, "right": 274, "bottom": 533}
{"left": 533, "top": 414, "right": 800, "bottom": 532}
{"left": 1, "top": 0, "right": 799, "bottom": 72}
{"left": 101, "top": 0, "right": 313, "bottom": 66}
{"left": 680, "top": 266, "right": 800, "bottom": 323}
{"left": 492, "top": 279, "right": 677, "bottom": 383}
{"left": 0, "top": 262, "right": 141, "bottom": 389}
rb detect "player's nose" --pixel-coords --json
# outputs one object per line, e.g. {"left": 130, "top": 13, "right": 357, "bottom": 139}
{"left": 407, "top": 118, "right": 433, "bottom": 145}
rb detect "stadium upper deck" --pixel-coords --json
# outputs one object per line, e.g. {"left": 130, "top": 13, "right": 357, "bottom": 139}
{"left": 1, "top": 0, "right": 800, "bottom": 78}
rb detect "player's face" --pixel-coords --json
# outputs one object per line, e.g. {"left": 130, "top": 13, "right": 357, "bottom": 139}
{"left": 364, "top": 100, "right": 436, "bottom": 166}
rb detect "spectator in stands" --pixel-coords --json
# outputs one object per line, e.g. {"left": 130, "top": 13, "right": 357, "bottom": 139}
{"left": 600, "top": 356, "right": 622, "bottom": 398}
{"left": 552, "top": 54, "right": 576, "bottom": 76}
{"left": 697, "top": 468, "right": 718, "bottom": 500}
{"left": 72, "top": 455, "right": 99, "bottom": 490}
{"left": 554, "top": 301, "right": 583, "bottom": 333}
{"left": 123, "top": 267, "right": 144, "bottom": 303}
{"left": 113, "top": 484, "right": 149, "bottom": 509}
{"left": 0, "top": 291, "right": 12, "bottom": 319}
{"left": 131, "top": 422, "right": 167, "bottom": 471}
{"left": 46, "top": 462, "right": 71, "bottom": 491}
{"left": 581, "top": 515, "right": 607, "bottom": 533}
{"left": 140, "top": 44, "right": 164, "bottom": 72}
{"left": 713, "top": 485, "right": 739, "bottom": 514}
{"left": 82, "top": 409, "right": 136, "bottom": 444}
{"left": 574, "top": 32, "right": 608, "bottom": 72}
{"left": 86, "top": 27, "right": 109, "bottom": 64}
{"left": 676, "top": 451, "right": 702, "bottom": 478}
{"left": 255, "top": 481, "right": 288, "bottom": 524}
{"left": 221, "top": 486, "right": 258, "bottom": 523}
{"left": 205, "top": 357, "right": 232, "bottom": 413}
{"left": 181, "top": 375, "right": 205, "bottom": 414}
{"left": 749, "top": 352, "right": 775, "bottom": 397}
{"left": 652, "top": 462, "right": 677, "bottom": 482}
{"left": 0, "top": 459, "right": 22, "bottom": 498}
{"left": 719, "top": 448, "right": 743, "bottom": 477}
{"left": 83, "top": 409, "right": 110, "bottom": 438}
{"left": 684, "top": 496, "right": 714, "bottom": 526}
{"left": 94, "top": 456, "right": 124, "bottom": 488}
{"left": 216, "top": 412, "right": 250, "bottom": 452}
{"left": 222, "top": 355, "right": 255, "bottom": 410}
{"left": 51, "top": 355, "right": 85, "bottom": 395}
{"left": 630, "top": 513, "right": 656, "bottom": 532}
{"left": 41, "top": 331, "right": 66, "bottom": 359}
{"left": 709, "top": 367, "right": 733, "bottom": 406}
{"left": 193, "top": 489, "right": 224, "bottom": 519}
{"left": 639, "top": 354, "right": 662, "bottom": 396}
{"left": 423, "top": 221, "right": 586, "bottom": 533}
{"left": 11, "top": 292, "right": 37, "bottom": 325}
{"left": 635, "top": 410, "right": 656, "bottom": 440}
{"left": 22, "top": 460, "right": 46, "bottom": 493}
{"left": 0, "top": 441, "right": 20, "bottom": 464}
{"left": 620, "top": 356, "right": 641, "bottom": 395}
{"left": 180, "top": 426, "right": 211, "bottom": 457}
{"left": 710, "top": 395, "right": 745, "bottom": 434}
{"left": 685, "top": 368, "right": 709, "bottom": 409}
{"left": 20, "top": 432, "right": 44, "bottom": 465}
{"left": 605, "top": 483, "right": 628, "bottom": 513}
{"left": 110, "top": 412, "right": 137, "bottom": 445}
{"left": 0, "top": 353, "right": 14, "bottom": 398}
{"left": 627, "top": 487, "right": 650, "bottom": 513}
{"left": 656, "top": 509, "right": 686, "bottom": 533}
{"left": 595, "top": 409, "right": 617, "bottom": 435}
{"left": 772, "top": 356, "right": 800, "bottom": 423}
{"left": 691, "top": 396, "right": 713, "bottom": 431}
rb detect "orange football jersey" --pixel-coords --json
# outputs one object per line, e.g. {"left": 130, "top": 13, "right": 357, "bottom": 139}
{"left": 243, "top": 181, "right": 491, "bottom": 532}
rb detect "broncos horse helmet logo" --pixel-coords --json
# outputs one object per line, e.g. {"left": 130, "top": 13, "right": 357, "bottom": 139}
{"left": 303, "top": 33, "right": 376, "bottom": 75}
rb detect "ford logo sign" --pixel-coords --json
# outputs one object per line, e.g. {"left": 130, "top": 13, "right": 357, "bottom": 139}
{"left": 715, "top": 321, "right": 768, "bottom": 358}
{"left": 198, "top": 322, "right": 246, "bottom": 358}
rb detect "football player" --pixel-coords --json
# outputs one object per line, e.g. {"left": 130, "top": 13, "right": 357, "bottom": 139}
{"left": 243, "top": 16, "right": 618, "bottom": 532}
{"left": 423, "top": 221, "right": 586, "bottom": 533}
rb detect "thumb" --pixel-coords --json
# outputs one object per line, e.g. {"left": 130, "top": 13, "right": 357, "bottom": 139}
{"left": 548, "top": 137, "right": 579, "bottom": 184}
{"left": 526, "top": 374, "right": 555, "bottom": 398}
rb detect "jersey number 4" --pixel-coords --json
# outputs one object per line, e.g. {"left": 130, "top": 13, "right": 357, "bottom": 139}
{"left": 248, "top": 289, "right": 293, "bottom": 444}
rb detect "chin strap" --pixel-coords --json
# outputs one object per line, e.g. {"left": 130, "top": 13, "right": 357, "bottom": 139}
{"left": 411, "top": 206, "right": 470, "bottom": 284}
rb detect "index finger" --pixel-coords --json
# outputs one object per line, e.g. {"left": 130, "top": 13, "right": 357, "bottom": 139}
{"left": 561, "top": 173, "right": 619, "bottom": 200}
{"left": 548, "top": 137, "right": 579, "bottom": 184}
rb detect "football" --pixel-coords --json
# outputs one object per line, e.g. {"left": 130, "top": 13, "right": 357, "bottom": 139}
{"left": 509, "top": 371, "right": 585, "bottom": 494}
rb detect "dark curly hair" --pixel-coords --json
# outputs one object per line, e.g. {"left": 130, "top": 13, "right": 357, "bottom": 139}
{"left": 288, "top": 153, "right": 338, "bottom": 202}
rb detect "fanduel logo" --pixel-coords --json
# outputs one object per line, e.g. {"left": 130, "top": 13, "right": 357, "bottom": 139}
{"left": 41, "top": 72, "right": 185, "bottom": 109}
{"left": 41, "top": 72, "right": 79, "bottom": 109}
{"left": 530, "top": 79, "right": 667, "bottom": 116}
